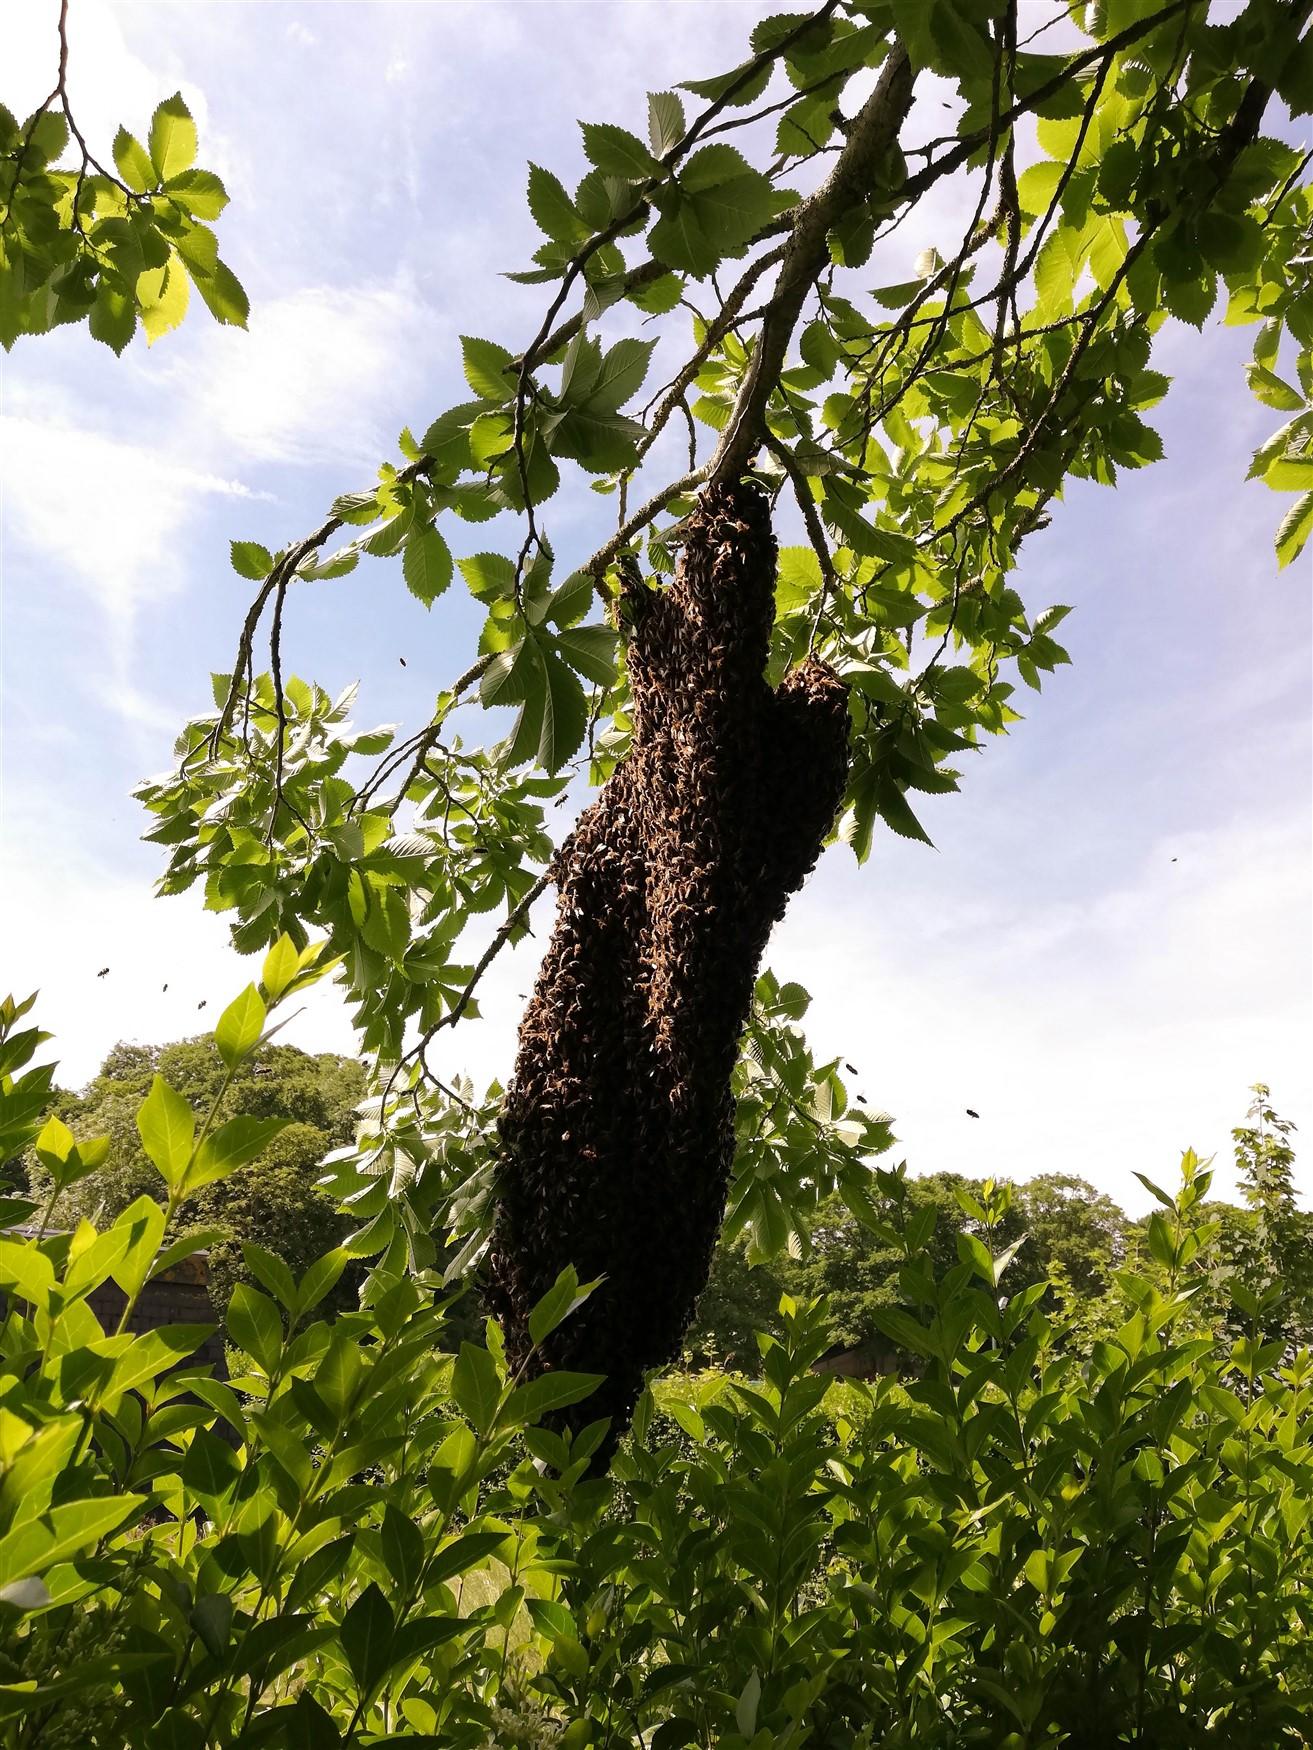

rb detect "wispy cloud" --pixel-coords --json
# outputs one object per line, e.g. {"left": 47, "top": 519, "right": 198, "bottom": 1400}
{"left": 0, "top": 412, "right": 257, "bottom": 623}
{"left": 182, "top": 276, "right": 446, "bottom": 468}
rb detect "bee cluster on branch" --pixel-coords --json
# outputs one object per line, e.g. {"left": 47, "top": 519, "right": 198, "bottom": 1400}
{"left": 486, "top": 482, "right": 850, "bottom": 1456}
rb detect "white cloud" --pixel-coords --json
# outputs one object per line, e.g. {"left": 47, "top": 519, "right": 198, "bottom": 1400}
{"left": 773, "top": 814, "right": 1312, "bottom": 1211}
{"left": 0, "top": 412, "right": 256, "bottom": 623}
{"left": 184, "top": 278, "right": 445, "bottom": 467}
{"left": 4, "top": 0, "right": 183, "bottom": 153}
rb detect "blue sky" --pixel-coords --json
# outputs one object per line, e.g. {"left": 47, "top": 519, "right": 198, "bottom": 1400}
{"left": 1, "top": 1, "right": 1309, "bottom": 1211}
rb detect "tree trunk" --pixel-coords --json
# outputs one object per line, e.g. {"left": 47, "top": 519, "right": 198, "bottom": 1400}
{"left": 485, "top": 481, "right": 850, "bottom": 1454}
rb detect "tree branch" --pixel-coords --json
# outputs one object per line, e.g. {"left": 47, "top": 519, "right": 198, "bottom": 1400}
{"left": 708, "top": 45, "right": 916, "bottom": 488}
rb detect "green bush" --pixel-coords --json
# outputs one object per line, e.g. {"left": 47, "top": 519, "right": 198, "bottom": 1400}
{"left": 25, "top": 1039, "right": 365, "bottom": 1317}
{"left": 0, "top": 969, "right": 1310, "bottom": 1746}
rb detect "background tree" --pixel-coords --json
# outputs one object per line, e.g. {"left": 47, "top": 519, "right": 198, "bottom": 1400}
{"left": 1202, "top": 1082, "right": 1310, "bottom": 1348}
{"left": 27, "top": 1035, "right": 364, "bottom": 1309}
{"left": 135, "top": 0, "right": 1313, "bottom": 1441}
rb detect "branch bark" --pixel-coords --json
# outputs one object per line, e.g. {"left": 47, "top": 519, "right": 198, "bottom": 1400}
{"left": 708, "top": 44, "right": 916, "bottom": 488}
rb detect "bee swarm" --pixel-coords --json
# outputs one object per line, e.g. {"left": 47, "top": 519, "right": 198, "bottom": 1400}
{"left": 486, "top": 481, "right": 850, "bottom": 1456}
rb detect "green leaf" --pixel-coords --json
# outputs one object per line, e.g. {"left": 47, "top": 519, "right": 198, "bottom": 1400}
{"left": 650, "top": 193, "right": 717, "bottom": 276}
{"left": 190, "top": 1594, "right": 233, "bottom": 1660}
{"left": 682, "top": 58, "right": 772, "bottom": 108}
{"left": 0, "top": 1497, "right": 141, "bottom": 1589}
{"left": 294, "top": 1248, "right": 349, "bottom": 1318}
{"left": 776, "top": 546, "right": 823, "bottom": 611}
{"left": 556, "top": 624, "right": 618, "bottom": 688}
{"left": 736, "top": 1669, "right": 762, "bottom": 1739}
{"left": 88, "top": 284, "right": 136, "bottom": 355}
{"left": 0, "top": 1239, "right": 55, "bottom": 1308}
{"left": 402, "top": 525, "right": 454, "bottom": 606}
{"left": 33, "top": 1116, "right": 98, "bottom": 1193}
{"left": 226, "top": 1282, "right": 283, "bottom": 1374}
{"left": 678, "top": 143, "right": 751, "bottom": 193}
{"left": 360, "top": 881, "right": 410, "bottom": 962}
{"left": 163, "top": 168, "right": 229, "bottom": 219}
{"left": 1276, "top": 488, "right": 1313, "bottom": 570}
{"left": 545, "top": 569, "right": 595, "bottom": 628}
{"left": 191, "top": 258, "right": 249, "bottom": 328}
{"left": 549, "top": 405, "right": 645, "bottom": 474}
{"left": 527, "top": 1266, "right": 598, "bottom": 1346}
{"left": 452, "top": 1341, "right": 502, "bottom": 1435}
{"left": 647, "top": 91, "right": 687, "bottom": 158}
{"left": 215, "top": 983, "right": 266, "bottom": 1069}
{"left": 149, "top": 1227, "right": 226, "bottom": 1281}
{"left": 588, "top": 337, "right": 656, "bottom": 412}
{"left": 261, "top": 934, "right": 299, "bottom": 1001}
{"left": 461, "top": 335, "right": 515, "bottom": 402}
{"left": 111, "top": 128, "right": 154, "bottom": 193}
{"left": 458, "top": 553, "right": 518, "bottom": 609}
{"left": 182, "top": 1428, "right": 243, "bottom": 1503}
{"left": 629, "top": 271, "right": 683, "bottom": 316}
{"left": 148, "top": 94, "right": 197, "bottom": 182}
{"left": 506, "top": 1370, "right": 603, "bottom": 1425}
{"left": 109, "top": 1196, "right": 168, "bottom": 1300}
{"left": 188, "top": 1115, "right": 285, "bottom": 1191}
{"left": 532, "top": 648, "right": 588, "bottom": 772}
{"left": 136, "top": 1076, "right": 196, "bottom": 1190}
{"left": 580, "top": 122, "right": 659, "bottom": 180}
{"left": 528, "top": 163, "right": 585, "bottom": 242}
{"left": 230, "top": 540, "right": 273, "bottom": 580}
{"left": 876, "top": 781, "right": 934, "bottom": 846}
{"left": 1247, "top": 364, "right": 1305, "bottom": 413}
{"left": 425, "top": 1529, "right": 506, "bottom": 1586}
{"left": 380, "top": 1504, "right": 424, "bottom": 1596}
{"left": 138, "top": 257, "right": 190, "bottom": 345}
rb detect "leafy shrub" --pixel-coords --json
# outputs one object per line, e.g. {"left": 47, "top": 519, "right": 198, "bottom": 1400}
{"left": 0, "top": 975, "right": 1309, "bottom": 1747}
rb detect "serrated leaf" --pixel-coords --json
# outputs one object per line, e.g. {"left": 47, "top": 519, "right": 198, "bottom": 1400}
{"left": 629, "top": 271, "right": 682, "bottom": 315}
{"left": 528, "top": 163, "right": 585, "bottom": 242}
{"left": 1247, "top": 364, "right": 1305, "bottom": 413}
{"left": 163, "top": 168, "right": 229, "bottom": 219}
{"left": 459, "top": 551, "right": 516, "bottom": 603}
{"left": 535, "top": 649, "right": 588, "bottom": 771}
{"left": 1276, "top": 488, "right": 1313, "bottom": 569}
{"left": 89, "top": 284, "right": 135, "bottom": 354}
{"left": 461, "top": 335, "right": 515, "bottom": 403}
{"left": 650, "top": 193, "right": 717, "bottom": 276}
{"left": 580, "top": 122, "right": 659, "bottom": 180}
{"left": 231, "top": 540, "right": 273, "bottom": 580}
{"left": 587, "top": 337, "right": 656, "bottom": 413}
{"left": 876, "top": 781, "right": 934, "bottom": 846}
{"left": 402, "top": 525, "right": 454, "bottom": 607}
{"left": 545, "top": 569, "right": 595, "bottom": 628}
{"left": 137, "top": 255, "right": 190, "bottom": 344}
{"left": 112, "top": 128, "right": 154, "bottom": 194}
{"left": 191, "top": 258, "right": 249, "bottom": 329}
{"left": 647, "top": 91, "right": 686, "bottom": 157}
{"left": 556, "top": 624, "right": 618, "bottom": 686}
{"left": 148, "top": 93, "right": 197, "bottom": 182}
